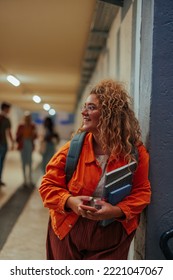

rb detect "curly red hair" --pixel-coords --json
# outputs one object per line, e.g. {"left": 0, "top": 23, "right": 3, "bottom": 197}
{"left": 79, "top": 79, "right": 142, "bottom": 162}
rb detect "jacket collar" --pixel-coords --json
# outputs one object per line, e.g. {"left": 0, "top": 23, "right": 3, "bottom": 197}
{"left": 83, "top": 132, "right": 124, "bottom": 165}
{"left": 83, "top": 133, "right": 115, "bottom": 163}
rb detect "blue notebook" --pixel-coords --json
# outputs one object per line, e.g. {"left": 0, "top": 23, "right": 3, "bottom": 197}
{"left": 102, "top": 171, "right": 133, "bottom": 201}
{"left": 100, "top": 184, "right": 132, "bottom": 227}
{"left": 108, "top": 183, "right": 132, "bottom": 205}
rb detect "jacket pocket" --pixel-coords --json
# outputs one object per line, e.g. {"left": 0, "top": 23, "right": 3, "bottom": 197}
{"left": 68, "top": 181, "right": 83, "bottom": 195}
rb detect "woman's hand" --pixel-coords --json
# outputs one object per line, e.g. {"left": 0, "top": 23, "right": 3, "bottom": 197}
{"left": 79, "top": 199, "right": 125, "bottom": 220}
{"left": 66, "top": 196, "right": 125, "bottom": 220}
{"left": 65, "top": 195, "right": 94, "bottom": 215}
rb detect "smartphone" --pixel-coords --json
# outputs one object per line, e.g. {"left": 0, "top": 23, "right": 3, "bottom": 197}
{"left": 83, "top": 197, "right": 102, "bottom": 210}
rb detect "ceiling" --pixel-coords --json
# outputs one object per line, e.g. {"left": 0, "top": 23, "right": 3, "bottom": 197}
{"left": 0, "top": 0, "right": 121, "bottom": 114}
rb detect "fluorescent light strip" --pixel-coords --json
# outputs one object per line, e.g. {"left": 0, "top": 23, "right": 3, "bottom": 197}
{"left": 7, "top": 75, "right": 20, "bottom": 87}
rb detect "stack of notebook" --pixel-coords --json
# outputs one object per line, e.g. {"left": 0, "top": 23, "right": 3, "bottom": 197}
{"left": 100, "top": 161, "right": 137, "bottom": 226}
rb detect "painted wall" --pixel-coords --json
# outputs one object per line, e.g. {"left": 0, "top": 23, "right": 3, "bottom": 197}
{"left": 146, "top": 0, "right": 173, "bottom": 259}
{"left": 75, "top": 1, "right": 134, "bottom": 129}
{"left": 132, "top": 0, "right": 153, "bottom": 260}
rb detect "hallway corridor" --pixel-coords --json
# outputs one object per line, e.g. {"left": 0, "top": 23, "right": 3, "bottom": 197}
{"left": 0, "top": 150, "right": 49, "bottom": 260}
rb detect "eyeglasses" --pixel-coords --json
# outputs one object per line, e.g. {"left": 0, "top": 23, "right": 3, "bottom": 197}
{"left": 81, "top": 104, "right": 99, "bottom": 112}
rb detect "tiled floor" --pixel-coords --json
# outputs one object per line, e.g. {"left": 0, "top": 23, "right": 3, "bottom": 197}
{"left": 0, "top": 150, "right": 49, "bottom": 260}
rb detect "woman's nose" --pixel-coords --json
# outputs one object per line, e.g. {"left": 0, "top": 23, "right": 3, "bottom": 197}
{"left": 81, "top": 107, "right": 88, "bottom": 115}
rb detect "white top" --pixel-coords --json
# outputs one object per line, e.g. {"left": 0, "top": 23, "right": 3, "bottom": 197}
{"left": 92, "top": 155, "right": 109, "bottom": 197}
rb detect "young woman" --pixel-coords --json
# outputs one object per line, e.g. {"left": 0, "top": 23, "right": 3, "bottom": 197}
{"left": 39, "top": 79, "right": 151, "bottom": 260}
{"left": 41, "top": 116, "right": 60, "bottom": 173}
{"left": 16, "top": 112, "right": 37, "bottom": 186}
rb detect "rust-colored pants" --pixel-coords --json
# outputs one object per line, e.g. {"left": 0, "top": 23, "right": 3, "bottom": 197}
{"left": 46, "top": 217, "right": 135, "bottom": 260}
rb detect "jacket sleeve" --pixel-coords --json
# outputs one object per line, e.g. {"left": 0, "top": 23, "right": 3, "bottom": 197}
{"left": 38, "top": 142, "right": 72, "bottom": 212}
{"left": 116, "top": 144, "right": 151, "bottom": 221}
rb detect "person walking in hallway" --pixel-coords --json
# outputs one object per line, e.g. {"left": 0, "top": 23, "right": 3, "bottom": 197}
{"left": 0, "top": 102, "right": 14, "bottom": 187}
{"left": 40, "top": 116, "right": 60, "bottom": 173}
{"left": 16, "top": 111, "right": 37, "bottom": 187}
{"left": 39, "top": 79, "right": 151, "bottom": 260}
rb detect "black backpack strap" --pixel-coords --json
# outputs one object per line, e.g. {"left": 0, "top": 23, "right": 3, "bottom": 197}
{"left": 65, "top": 132, "right": 87, "bottom": 184}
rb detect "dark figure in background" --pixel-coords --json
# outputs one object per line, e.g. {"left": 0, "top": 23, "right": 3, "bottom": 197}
{"left": 16, "top": 112, "right": 37, "bottom": 186}
{"left": 39, "top": 79, "right": 151, "bottom": 260}
{"left": 0, "top": 102, "right": 14, "bottom": 187}
{"left": 41, "top": 117, "right": 60, "bottom": 173}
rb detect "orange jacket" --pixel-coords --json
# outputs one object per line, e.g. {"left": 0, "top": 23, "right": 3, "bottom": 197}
{"left": 39, "top": 133, "right": 151, "bottom": 240}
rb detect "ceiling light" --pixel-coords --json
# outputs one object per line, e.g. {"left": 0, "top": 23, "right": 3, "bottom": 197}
{"left": 33, "top": 95, "right": 41, "bottom": 103}
{"left": 49, "top": 108, "right": 56, "bottom": 116}
{"left": 7, "top": 75, "right": 20, "bottom": 87}
{"left": 43, "top": 103, "right": 50, "bottom": 111}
